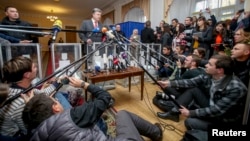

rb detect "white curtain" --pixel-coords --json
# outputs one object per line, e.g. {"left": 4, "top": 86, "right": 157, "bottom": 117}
{"left": 124, "top": 7, "right": 145, "bottom": 22}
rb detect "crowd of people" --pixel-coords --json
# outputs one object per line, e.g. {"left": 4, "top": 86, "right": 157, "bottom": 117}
{"left": 0, "top": 3, "right": 250, "bottom": 141}
{"left": 146, "top": 6, "right": 250, "bottom": 141}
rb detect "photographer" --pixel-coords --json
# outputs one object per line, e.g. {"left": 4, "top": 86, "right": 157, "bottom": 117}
{"left": 230, "top": 7, "right": 250, "bottom": 31}
{"left": 155, "top": 20, "right": 165, "bottom": 43}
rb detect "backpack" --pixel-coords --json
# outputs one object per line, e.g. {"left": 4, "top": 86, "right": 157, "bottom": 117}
{"left": 181, "top": 130, "right": 208, "bottom": 141}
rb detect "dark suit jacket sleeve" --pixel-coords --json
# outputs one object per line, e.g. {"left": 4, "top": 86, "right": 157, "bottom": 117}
{"left": 79, "top": 20, "right": 89, "bottom": 42}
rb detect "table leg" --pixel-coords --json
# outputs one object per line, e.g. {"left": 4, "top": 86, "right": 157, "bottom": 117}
{"left": 141, "top": 72, "right": 144, "bottom": 100}
{"left": 129, "top": 76, "right": 131, "bottom": 92}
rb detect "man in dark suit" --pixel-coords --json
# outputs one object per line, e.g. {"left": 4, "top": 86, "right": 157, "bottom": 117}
{"left": 79, "top": 8, "right": 104, "bottom": 56}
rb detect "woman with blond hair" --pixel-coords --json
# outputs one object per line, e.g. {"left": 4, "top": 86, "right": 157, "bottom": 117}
{"left": 234, "top": 28, "right": 250, "bottom": 44}
{"left": 130, "top": 29, "right": 140, "bottom": 58}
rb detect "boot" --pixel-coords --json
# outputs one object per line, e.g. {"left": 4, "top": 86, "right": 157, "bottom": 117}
{"left": 157, "top": 108, "right": 180, "bottom": 122}
{"left": 151, "top": 123, "right": 163, "bottom": 141}
{"left": 153, "top": 97, "right": 175, "bottom": 112}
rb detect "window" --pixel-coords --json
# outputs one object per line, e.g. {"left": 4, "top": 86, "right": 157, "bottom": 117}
{"left": 194, "top": 0, "right": 236, "bottom": 12}
{"left": 221, "top": 0, "right": 236, "bottom": 7}
{"left": 124, "top": 7, "right": 145, "bottom": 22}
{"left": 195, "top": 1, "right": 207, "bottom": 12}
{"left": 193, "top": 0, "right": 238, "bottom": 20}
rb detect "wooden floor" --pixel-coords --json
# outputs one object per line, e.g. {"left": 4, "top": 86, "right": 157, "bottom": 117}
{"left": 108, "top": 79, "right": 186, "bottom": 141}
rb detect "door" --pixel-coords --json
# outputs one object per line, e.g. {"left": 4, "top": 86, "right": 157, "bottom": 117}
{"left": 65, "top": 26, "right": 77, "bottom": 43}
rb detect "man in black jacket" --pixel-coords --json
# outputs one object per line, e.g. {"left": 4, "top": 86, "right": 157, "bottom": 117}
{"left": 1, "top": 6, "right": 38, "bottom": 56}
{"left": 231, "top": 43, "right": 250, "bottom": 87}
{"left": 141, "top": 20, "right": 155, "bottom": 43}
{"left": 183, "top": 17, "right": 194, "bottom": 53}
{"left": 1, "top": 6, "right": 37, "bottom": 42}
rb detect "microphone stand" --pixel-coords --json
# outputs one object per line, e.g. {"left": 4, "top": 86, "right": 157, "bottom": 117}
{"left": 0, "top": 25, "right": 102, "bottom": 34}
{"left": 0, "top": 40, "right": 113, "bottom": 107}
{"left": 0, "top": 27, "right": 51, "bottom": 36}
{"left": 114, "top": 39, "right": 181, "bottom": 108}
{"left": 140, "top": 55, "right": 157, "bottom": 68}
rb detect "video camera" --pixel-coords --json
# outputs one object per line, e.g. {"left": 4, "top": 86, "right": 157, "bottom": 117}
{"left": 156, "top": 26, "right": 162, "bottom": 34}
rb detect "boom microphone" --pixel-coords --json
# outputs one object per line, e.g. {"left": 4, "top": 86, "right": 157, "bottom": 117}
{"left": 52, "top": 20, "right": 62, "bottom": 41}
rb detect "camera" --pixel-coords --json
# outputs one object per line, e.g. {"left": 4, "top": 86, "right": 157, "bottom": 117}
{"left": 156, "top": 26, "right": 162, "bottom": 34}
{"left": 173, "top": 54, "right": 185, "bottom": 64}
{"left": 223, "top": 38, "right": 234, "bottom": 48}
{"left": 61, "top": 78, "right": 70, "bottom": 84}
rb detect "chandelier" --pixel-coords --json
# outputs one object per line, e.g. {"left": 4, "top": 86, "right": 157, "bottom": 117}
{"left": 46, "top": 10, "right": 58, "bottom": 22}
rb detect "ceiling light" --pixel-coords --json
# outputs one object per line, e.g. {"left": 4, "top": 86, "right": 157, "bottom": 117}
{"left": 46, "top": 9, "right": 58, "bottom": 22}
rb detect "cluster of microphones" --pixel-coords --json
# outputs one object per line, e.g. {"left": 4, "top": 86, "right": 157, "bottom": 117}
{"left": 93, "top": 52, "right": 130, "bottom": 75}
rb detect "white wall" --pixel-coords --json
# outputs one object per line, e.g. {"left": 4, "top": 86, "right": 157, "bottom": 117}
{"left": 168, "top": 0, "right": 193, "bottom": 24}
{"left": 150, "top": 0, "right": 165, "bottom": 29}
{"left": 103, "top": 0, "right": 165, "bottom": 26}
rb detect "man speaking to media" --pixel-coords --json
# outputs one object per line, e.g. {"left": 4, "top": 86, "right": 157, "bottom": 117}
{"left": 79, "top": 8, "right": 104, "bottom": 56}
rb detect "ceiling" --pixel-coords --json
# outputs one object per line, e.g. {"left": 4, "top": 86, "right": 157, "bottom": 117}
{"left": 0, "top": 0, "right": 117, "bottom": 20}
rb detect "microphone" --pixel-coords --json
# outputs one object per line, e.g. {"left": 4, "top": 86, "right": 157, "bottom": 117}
{"left": 88, "top": 27, "right": 100, "bottom": 38}
{"left": 95, "top": 65, "right": 101, "bottom": 73}
{"left": 121, "top": 52, "right": 130, "bottom": 66}
{"left": 52, "top": 20, "right": 62, "bottom": 41}
{"left": 101, "top": 27, "right": 122, "bottom": 44}
{"left": 112, "top": 26, "right": 119, "bottom": 39}
{"left": 108, "top": 54, "right": 113, "bottom": 69}
{"left": 113, "top": 56, "right": 122, "bottom": 70}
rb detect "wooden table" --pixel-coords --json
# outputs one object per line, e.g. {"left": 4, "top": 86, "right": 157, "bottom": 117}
{"left": 84, "top": 66, "right": 144, "bottom": 100}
